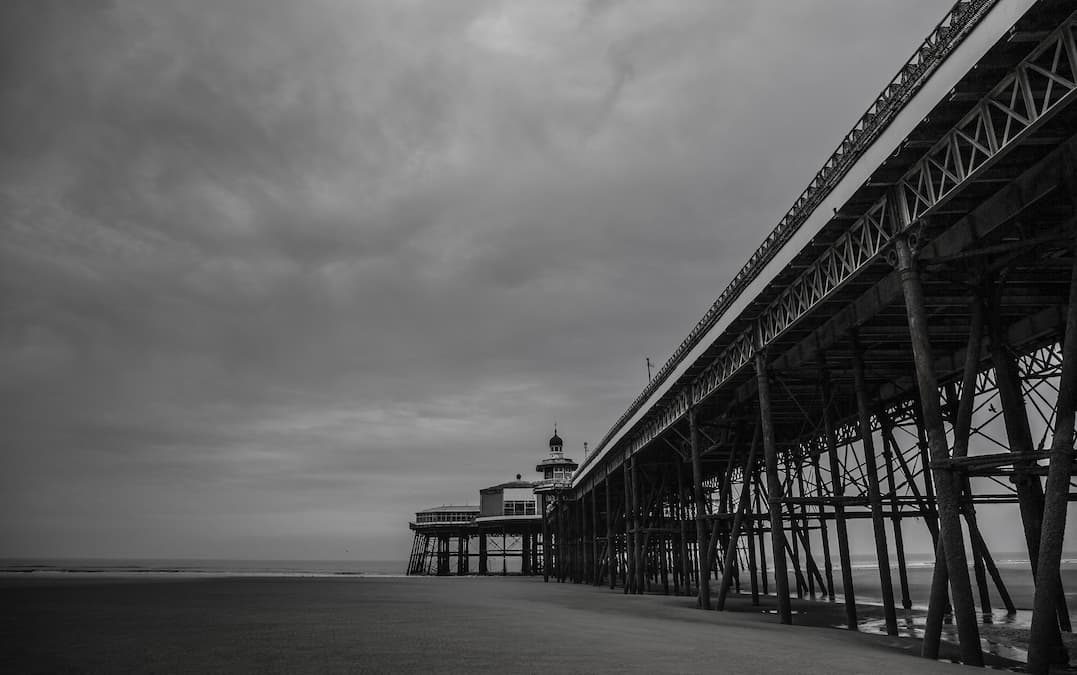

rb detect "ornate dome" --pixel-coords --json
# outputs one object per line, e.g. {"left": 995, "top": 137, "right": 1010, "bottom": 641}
{"left": 548, "top": 426, "right": 563, "bottom": 449}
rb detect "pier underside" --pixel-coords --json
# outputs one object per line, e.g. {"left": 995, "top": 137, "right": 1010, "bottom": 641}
{"left": 406, "top": 523, "right": 545, "bottom": 577}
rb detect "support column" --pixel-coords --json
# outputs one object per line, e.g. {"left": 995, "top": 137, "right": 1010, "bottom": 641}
{"left": 851, "top": 332, "right": 898, "bottom": 636}
{"left": 479, "top": 531, "right": 488, "bottom": 575}
{"left": 689, "top": 408, "right": 711, "bottom": 609}
{"left": 606, "top": 468, "right": 615, "bottom": 590}
{"left": 894, "top": 234, "right": 982, "bottom": 666}
{"left": 457, "top": 532, "right": 467, "bottom": 575}
{"left": 1029, "top": 214, "right": 1077, "bottom": 672}
{"left": 992, "top": 292, "right": 1070, "bottom": 634}
{"left": 677, "top": 460, "right": 692, "bottom": 596}
{"left": 660, "top": 479, "right": 670, "bottom": 595}
{"left": 592, "top": 488, "right": 600, "bottom": 585}
{"left": 582, "top": 496, "right": 589, "bottom": 584}
{"left": 881, "top": 417, "right": 912, "bottom": 611}
{"left": 406, "top": 534, "right": 419, "bottom": 575}
{"left": 559, "top": 498, "right": 568, "bottom": 581}
{"left": 540, "top": 494, "right": 549, "bottom": 582}
{"left": 755, "top": 350, "right": 792, "bottom": 624}
{"left": 754, "top": 467, "right": 769, "bottom": 596}
{"left": 746, "top": 492, "right": 760, "bottom": 605}
{"left": 628, "top": 456, "right": 637, "bottom": 594}
{"left": 624, "top": 460, "right": 635, "bottom": 595}
{"left": 718, "top": 423, "right": 760, "bottom": 609}
{"left": 820, "top": 355, "right": 857, "bottom": 630}
{"left": 522, "top": 527, "right": 531, "bottom": 576}
{"left": 439, "top": 534, "right": 450, "bottom": 576}
{"left": 812, "top": 451, "right": 835, "bottom": 602}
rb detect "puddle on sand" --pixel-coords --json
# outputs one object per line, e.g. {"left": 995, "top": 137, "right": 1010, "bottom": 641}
{"left": 856, "top": 610, "right": 1030, "bottom": 667}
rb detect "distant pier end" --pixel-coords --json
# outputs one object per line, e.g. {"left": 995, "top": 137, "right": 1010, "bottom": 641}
{"left": 406, "top": 429, "right": 577, "bottom": 577}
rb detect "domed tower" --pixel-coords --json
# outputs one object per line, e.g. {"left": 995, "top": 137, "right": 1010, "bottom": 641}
{"left": 534, "top": 425, "right": 578, "bottom": 494}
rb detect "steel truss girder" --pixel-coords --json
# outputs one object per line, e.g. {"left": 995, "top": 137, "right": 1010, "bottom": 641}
{"left": 599, "top": 15, "right": 1077, "bottom": 471}
{"left": 587, "top": 0, "right": 1003, "bottom": 463}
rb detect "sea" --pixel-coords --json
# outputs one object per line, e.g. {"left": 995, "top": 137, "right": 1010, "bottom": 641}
{"left": 0, "top": 558, "right": 407, "bottom": 578}
{"left": 3, "top": 553, "right": 1075, "bottom": 578}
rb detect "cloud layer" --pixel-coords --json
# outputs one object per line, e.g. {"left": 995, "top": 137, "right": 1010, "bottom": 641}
{"left": 2, "top": 0, "right": 953, "bottom": 559}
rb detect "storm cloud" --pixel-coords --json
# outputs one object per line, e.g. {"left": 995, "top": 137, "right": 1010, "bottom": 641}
{"left": 1, "top": 0, "right": 952, "bottom": 560}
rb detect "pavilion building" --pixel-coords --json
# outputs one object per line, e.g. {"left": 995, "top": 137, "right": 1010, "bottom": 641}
{"left": 405, "top": 428, "right": 577, "bottom": 576}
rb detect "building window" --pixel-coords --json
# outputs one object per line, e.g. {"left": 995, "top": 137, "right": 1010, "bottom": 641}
{"left": 503, "top": 500, "right": 536, "bottom": 516}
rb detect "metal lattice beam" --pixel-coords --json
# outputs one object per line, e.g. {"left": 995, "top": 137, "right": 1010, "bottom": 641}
{"left": 590, "top": 14, "right": 1077, "bottom": 475}
{"left": 583, "top": 0, "right": 1004, "bottom": 467}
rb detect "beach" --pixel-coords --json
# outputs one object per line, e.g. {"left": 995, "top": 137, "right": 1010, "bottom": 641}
{"left": 0, "top": 573, "right": 1023, "bottom": 674}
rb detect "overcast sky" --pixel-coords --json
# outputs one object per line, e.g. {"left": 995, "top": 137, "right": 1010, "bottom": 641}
{"left": 1, "top": 0, "right": 979, "bottom": 561}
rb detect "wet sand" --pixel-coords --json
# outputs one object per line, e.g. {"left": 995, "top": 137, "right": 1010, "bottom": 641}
{"left": 717, "top": 561, "right": 1077, "bottom": 666}
{"left": 1, "top": 575, "right": 979, "bottom": 674}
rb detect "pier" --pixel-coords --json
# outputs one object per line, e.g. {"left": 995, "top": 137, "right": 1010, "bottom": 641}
{"left": 410, "top": 0, "right": 1077, "bottom": 669}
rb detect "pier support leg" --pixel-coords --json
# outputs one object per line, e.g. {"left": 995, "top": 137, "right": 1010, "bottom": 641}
{"left": 557, "top": 498, "right": 566, "bottom": 582}
{"left": 755, "top": 468, "right": 769, "bottom": 597}
{"left": 624, "top": 461, "right": 635, "bottom": 595}
{"left": 693, "top": 409, "right": 710, "bottom": 611}
{"left": 881, "top": 417, "right": 912, "bottom": 611}
{"left": 606, "top": 468, "right": 616, "bottom": 590}
{"left": 718, "top": 424, "right": 760, "bottom": 609}
{"left": 812, "top": 452, "right": 835, "bottom": 602}
{"left": 1029, "top": 215, "right": 1077, "bottom": 673}
{"left": 677, "top": 460, "right": 692, "bottom": 596}
{"left": 992, "top": 294, "right": 1070, "bottom": 636}
{"left": 689, "top": 409, "right": 711, "bottom": 609}
{"left": 660, "top": 471, "right": 670, "bottom": 595}
{"left": 820, "top": 355, "right": 857, "bottom": 630}
{"left": 479, "top": 531, "right": 488, "bottom": 575}
{"left": 540, "top": 495, "right": 549, "bottom": 582}
{"left": 755, "top": 351, "right": 792, "bottom": 624}
{"left": 522, "top": 527, "right": 531, "bottom": 576}
{"left": 894, "top": 234, "right": 982, "bottom": 666}
{"left": 851, "top": 331, "right": 898, "bottom": 636}
{"left": 594, "top": 488, "right": 603, "bottom": 585}
{"left": 438, "top": 535, "right": 450, "bottom": 576}
{"left": 579, "top": 497, "right": 586, "bottom": 584}
{"left": 457, "top": 532, "right": 467, "bottom": 575}
{"left": 746, "top": 507, "right": 760, "bottom": 605}
{"left": 631, "top": 459, "right": 643, "bottom": 594}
